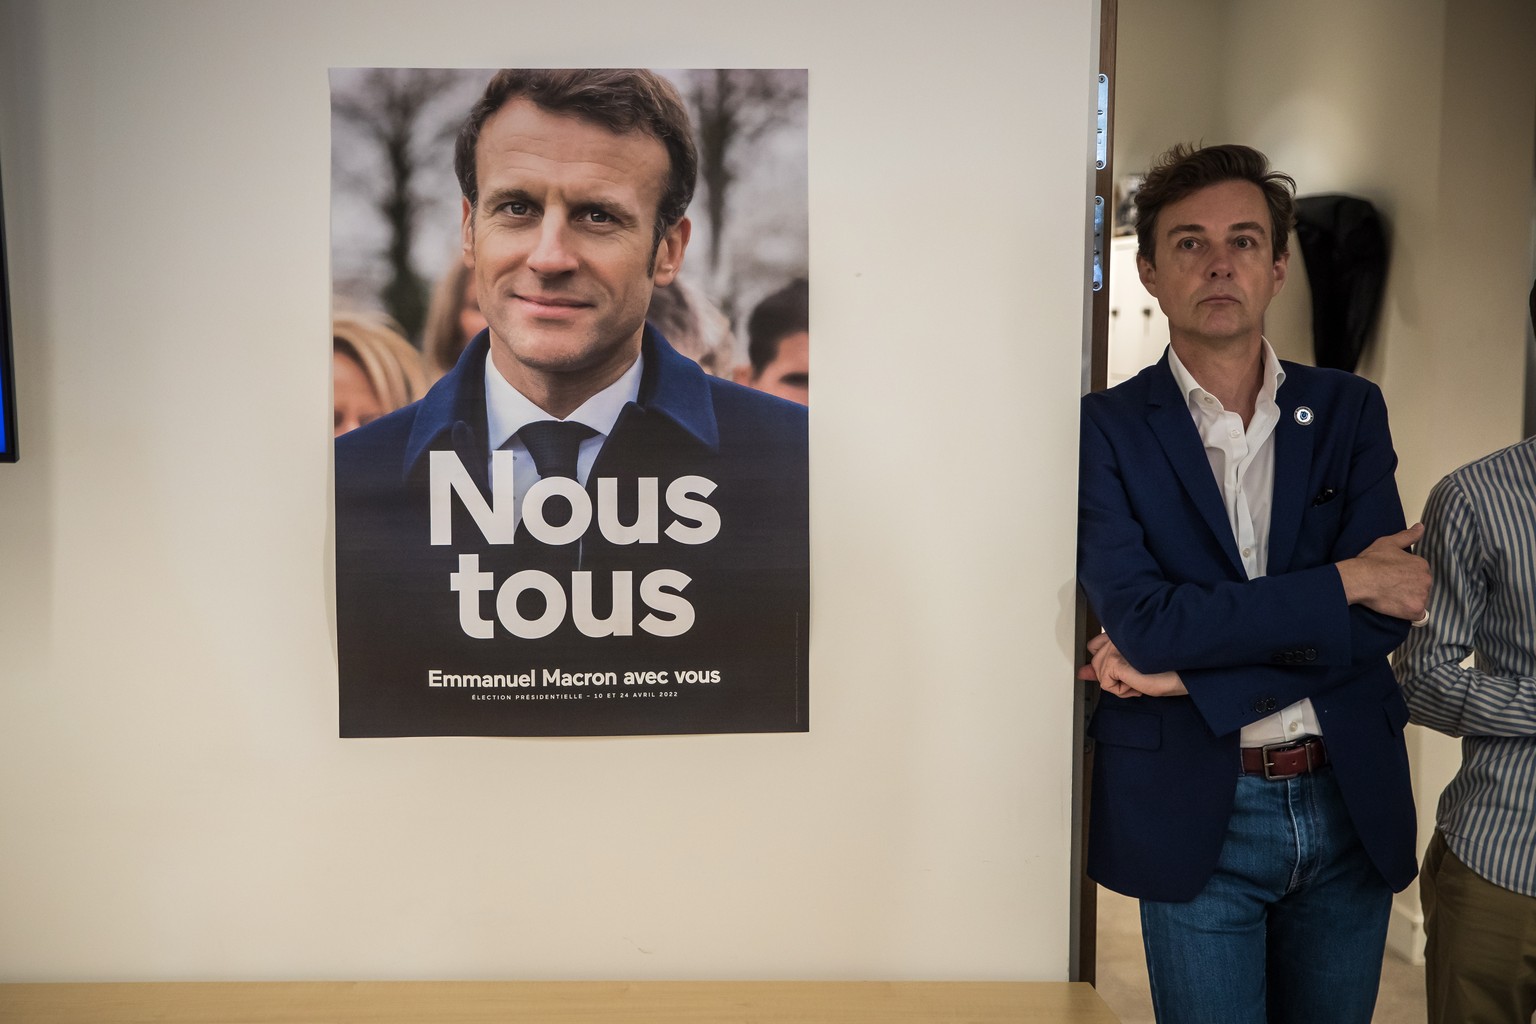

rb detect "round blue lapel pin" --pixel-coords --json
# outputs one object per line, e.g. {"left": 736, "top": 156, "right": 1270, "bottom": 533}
{"left": 1294, "top": 406, "right": 1314, "bottom": 426}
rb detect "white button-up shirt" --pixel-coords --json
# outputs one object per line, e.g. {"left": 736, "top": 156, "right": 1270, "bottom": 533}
{"left": 1167, "top": 341, "right": 1322, "bottom": 747}
{"left": 483, "top": 348, "right": 643, "bottom": 526}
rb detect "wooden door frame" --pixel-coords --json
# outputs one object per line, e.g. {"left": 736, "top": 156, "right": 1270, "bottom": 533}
{"left": 1070, "top": 0, "right": 1116, "bottom": 986}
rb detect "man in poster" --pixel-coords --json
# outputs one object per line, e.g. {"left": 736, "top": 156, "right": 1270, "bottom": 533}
{"left": 335, "top": 69, "right": 809, "bottom": 737}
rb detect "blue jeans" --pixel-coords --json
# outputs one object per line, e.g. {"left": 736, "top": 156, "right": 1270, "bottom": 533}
{"left": 1138, "top": 766, "right": 1392, "bottom": 1024}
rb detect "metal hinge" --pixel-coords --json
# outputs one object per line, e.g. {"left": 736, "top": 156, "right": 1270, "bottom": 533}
{"left": 1095, "top": 73, "right": 1108, "bottom": 170}
{"left": 1092, "top": 196, "right": 1104, "bottom": 292}
{"left": 1091, "top": 73, "right": 1109, "bottom": 291}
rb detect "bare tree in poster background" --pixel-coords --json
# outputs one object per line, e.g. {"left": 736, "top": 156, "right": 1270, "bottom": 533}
{"left": 687, "top": 69, "right": 807, "bottom": 324}
{"left": 330, "top": 68, "right": 808, "bottom": 369}
{"left": 331, "top": 69, "right": 462, "bottom": 344}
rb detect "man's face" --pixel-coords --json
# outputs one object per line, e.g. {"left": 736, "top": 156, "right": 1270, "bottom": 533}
{"left": 737, "top": 331, "right": 809, "bottom": 405}
{"left": 462, "top": 98, "right": 689, "bottom": 412}
{"left": 1137, "top": 179, "right": 1287, "bottom": 350}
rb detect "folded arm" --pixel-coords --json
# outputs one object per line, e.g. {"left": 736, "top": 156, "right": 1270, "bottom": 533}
{"left": 1078, "top": 381, "right": 1424, "bottom": 727}
{"left": 1078, "top": 632, "right": 1188, "bottom": 698}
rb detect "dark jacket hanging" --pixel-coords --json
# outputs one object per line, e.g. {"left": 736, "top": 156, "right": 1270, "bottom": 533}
{"left": 1294, "top": 194, "right": 1389, "bottom": 373}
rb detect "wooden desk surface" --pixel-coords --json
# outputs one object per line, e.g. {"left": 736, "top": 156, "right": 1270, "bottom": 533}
{"left": 0, "top": 981, "right": 1119, "bottom": 1023}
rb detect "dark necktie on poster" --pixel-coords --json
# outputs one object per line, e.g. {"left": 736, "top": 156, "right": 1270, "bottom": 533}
{"left": 515, "top": 420, "right": 597, "bottom": 480}
{"left": 506, "top": 420, "right": 598, "bottom": 577}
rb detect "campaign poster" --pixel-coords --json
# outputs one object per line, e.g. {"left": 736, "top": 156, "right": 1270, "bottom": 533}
{"left": 330, "top": 69, "right": 809, "bottom": 737}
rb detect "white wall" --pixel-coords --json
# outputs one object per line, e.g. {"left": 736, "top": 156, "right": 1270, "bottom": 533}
{"left": 1111, "top": 0, "right": 1224, "bottom": 182}
{"left": 0, "top": 0, "right": 1096, "bottom": 982}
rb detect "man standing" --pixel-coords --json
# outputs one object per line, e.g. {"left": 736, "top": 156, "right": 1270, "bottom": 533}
{"left": 1397, "top": 435, "right": 1536, "bottom": 1024}
{"left": 334, "top": 70, "right": 808, "bottom": 738}
{"left": 1077, "top": 143, "right": 1430, "bottom": 1022}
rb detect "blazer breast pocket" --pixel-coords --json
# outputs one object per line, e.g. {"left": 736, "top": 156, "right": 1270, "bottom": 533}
{"left": 1293, "top": 488, "right": 1345, "bottom": 562}
{"left": 1088, "top": 704, "right": 1162, "bottom": 751}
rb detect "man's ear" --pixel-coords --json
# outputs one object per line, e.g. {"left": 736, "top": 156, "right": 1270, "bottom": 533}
{"left": 733, "top": 363, "right": 755, "bottom": 386}
{"left": 1271, "top": 249, "right": 1289, "bottom": 297}
{"left": 1136, "top": 251, "right": 1157, "bottom": 296}
{"left": 652, "top": 217, "right": 691, "bottom": 285}
{"left": 460, "top": 197, "right": 475, "bottom": 266}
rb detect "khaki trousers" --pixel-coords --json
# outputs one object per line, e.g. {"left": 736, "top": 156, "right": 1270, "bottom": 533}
{"left": 1421, "top": 829, "right": 1536, "bottom": 1024}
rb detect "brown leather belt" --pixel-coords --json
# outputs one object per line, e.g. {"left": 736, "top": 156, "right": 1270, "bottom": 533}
{"left": 1240, "top": 737, "right": 1328, "bottom": 780}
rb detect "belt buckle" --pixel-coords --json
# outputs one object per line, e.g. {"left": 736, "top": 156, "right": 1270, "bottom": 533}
{"left": 1260, "top": 740, "right": 1311, "bottom": 781}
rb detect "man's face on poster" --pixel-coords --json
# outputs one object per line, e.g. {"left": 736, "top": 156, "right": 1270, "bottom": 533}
{"left": 739, "top": 331, "right": 809, "bottom": 406}
{"left": 462, "top": 97, "right": 690, "bottom": 409}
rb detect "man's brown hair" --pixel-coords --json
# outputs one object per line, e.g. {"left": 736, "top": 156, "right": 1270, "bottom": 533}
{"left": 1134, "top": 143, "right": 1296, "bottom": 265}
{"left": 454, "top": 68, "right": 698, "bottom": 253}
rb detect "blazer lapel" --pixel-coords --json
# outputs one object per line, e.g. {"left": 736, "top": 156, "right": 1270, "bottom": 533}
{"left": 1267, "top": 379, "right": 1315, "bottom": 574}
{"left": 1145, "top": 359, "right": 1246, "bottom": 576}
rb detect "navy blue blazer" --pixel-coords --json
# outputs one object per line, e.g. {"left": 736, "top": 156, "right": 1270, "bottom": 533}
{"left": 1078, "top": 353, "right": 1417, "bottom": 901}
{"left": 335, "top": 327, "right": 809, "bottom": 738}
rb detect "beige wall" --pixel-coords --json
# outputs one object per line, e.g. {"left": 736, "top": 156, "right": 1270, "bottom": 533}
{"left": 1115, "top": 0, "right": 1536, "bottom": 962}
{"left": 0, "top": 0, "right": 1097, "bottom": 983}
{"left": 1112, "top": 0, "right": 1225, "bottom": 181}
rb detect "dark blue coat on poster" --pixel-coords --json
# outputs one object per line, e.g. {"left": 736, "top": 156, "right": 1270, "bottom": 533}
{"left": 1078, "top": 354, "right": 1417, "bottom": 902}
{"left": 335, "top": 328, "right": 809, "bottom": 737}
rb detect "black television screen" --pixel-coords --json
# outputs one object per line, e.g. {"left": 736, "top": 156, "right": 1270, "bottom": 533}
{"left": 0, "top": 159, "right": 14, "bottom": 463}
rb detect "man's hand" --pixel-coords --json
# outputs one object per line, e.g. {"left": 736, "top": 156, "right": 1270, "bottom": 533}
{"left": 1336, "top": 523, "right": 1432, "bottom": 621}
{"left": 1077, "top": 633, "right": 1189, "bottom": 698}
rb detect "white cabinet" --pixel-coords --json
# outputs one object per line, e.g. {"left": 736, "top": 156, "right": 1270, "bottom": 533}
{"left": 1106, "top": 236, "right": 1168, "bottom": 386}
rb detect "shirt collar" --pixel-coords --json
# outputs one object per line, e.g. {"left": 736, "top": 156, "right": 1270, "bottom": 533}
{"left": 483, "top": 347, "right": 644, "bottom": 448}
{"left": 1166, "top": 339, "right": 1287, "bottom": 415}
{"left": 399, "top": 326, "right": 718, "bottom": 483}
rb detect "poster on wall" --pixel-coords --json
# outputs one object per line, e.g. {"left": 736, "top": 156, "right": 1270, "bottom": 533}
{"left": 331, "top": 68, "right": 810, "bottom": 737}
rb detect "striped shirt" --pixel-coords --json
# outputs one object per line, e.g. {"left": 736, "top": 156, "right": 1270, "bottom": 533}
{"left": 1396, "top": 436, "right": 1536, "bottom": 897}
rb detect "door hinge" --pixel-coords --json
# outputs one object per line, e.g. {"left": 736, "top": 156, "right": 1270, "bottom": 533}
{"left": 1092, "top": 195, "right": 1104, "bottom": 292}
{"left": 1095, "top": 73, "right": 1108, "bottom": 170}
{"left": 1092, "top": 72, "right": 1109, "bottom": 291}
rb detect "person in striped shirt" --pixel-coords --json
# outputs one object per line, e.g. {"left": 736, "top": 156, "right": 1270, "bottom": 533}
{"left": 1396, "top": 434, "right": 1536, "bottom": 1024}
